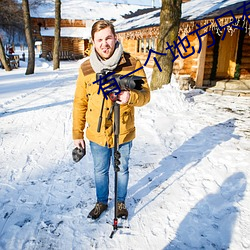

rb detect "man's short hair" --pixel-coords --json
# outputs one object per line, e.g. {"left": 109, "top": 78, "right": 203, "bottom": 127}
{"left": 91, "top": 20, "right": 116, "bottom": 40}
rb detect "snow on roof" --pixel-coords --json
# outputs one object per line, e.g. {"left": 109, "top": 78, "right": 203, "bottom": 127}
{"left": 30, "top": 0, "right": 151, "bottom": 20}
{"left": 182, "top": 0, "right": 249, "bottom": 21}
{"left": 114, "top": 0, "right": 249, "bottom": 33}
{"left": 40, "top": 27, "right": 92, "bottom": 39}
{"left": 114, "top": 8, "right": 160, "bottom": 32}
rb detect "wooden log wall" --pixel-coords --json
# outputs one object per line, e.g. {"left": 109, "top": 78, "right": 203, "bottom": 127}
{"left": 121, "top": 39, "right": 137, "bottom": 55}
{"left": 119, "top": 28, "right": 199, "bottom": 78}
{"left": 72, "top": 38, "right": 88, "bottom": 55}
{"left": 61, "top": 38, "right": 74, "bottom": 52}
{"left": 203, "top": 33, "right": 215, "bottom": 81}
{"left": 120, "top": 38, "right": 156, "bottom": 67}
{"left": 240, "top": 35, "right": 250, "bottom": 79}
{"left": 173, "top": 33, "right": 198, "bottom": 80}
{"left": 41, "top": 37, "right": 87, "bottom": 58}
{"left": 32, "top": 18, "right": 86, "bottom": 29}
{"left": 41, "top": 37, "right": 53, "bottom": 57}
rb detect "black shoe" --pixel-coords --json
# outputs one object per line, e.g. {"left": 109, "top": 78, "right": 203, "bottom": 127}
{"left": 117, "top": 202, "right": 128, "bottom": 219}
{"left": 87, "top": 202, "right": 108, "bottom": 220}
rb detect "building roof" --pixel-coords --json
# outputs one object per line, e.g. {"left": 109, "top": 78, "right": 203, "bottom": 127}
{"left": 182, "top": 0, "right": 249, "bottom": 21}
{"left": 30, "top": 0, "right": 151, "bottom": 20}
{"left": 115, "top": 8, "right": 160, "bottom": 33}
{"left": 114, "top": 0, "right": 250, "bottom": 33}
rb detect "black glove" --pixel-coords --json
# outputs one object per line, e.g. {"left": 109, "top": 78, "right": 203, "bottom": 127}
{"left": 72, "top": 146, "right": 86, "bottom": 162}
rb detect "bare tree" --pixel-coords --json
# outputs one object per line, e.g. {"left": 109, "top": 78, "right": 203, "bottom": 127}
{"left": 22, "top": 0, "right": 35, "bottom": 75}
{"left": 53, "top": 0, "right": 61, "bottom": 70}
{"left": 0, "top": 0, "right": 23, "bottom": 71}
{"left": 150, "top": 0, "right": 182, "bottom": 90}
{"left": 0, "top": 0, "right": 24, "bottom": 36}
{"left": 0, "top": 37, "right": 11, "bottom": 71}
{"left": 29, "top": 0, "right": 47, "bottom": 8}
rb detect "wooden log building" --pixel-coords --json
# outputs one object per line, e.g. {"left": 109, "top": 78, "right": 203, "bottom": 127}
{"left": 31, "top": 18, "right": 92, "bottom": 60}
{"left": 115, "top": 0, "right": 250, "bottom": 89}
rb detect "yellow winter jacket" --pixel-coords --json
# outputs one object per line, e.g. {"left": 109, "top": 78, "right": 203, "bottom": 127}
{"left": 72, "top": 52, "right": 150, "bottom": 148}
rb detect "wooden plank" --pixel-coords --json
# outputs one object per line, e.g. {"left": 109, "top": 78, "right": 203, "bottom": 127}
{"left": 241, "top": 57, "right": 250, "bottom": 64}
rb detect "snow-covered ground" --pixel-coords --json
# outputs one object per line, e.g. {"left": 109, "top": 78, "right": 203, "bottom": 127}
{"left": 0, "top": 49, "right": 250, "bottom": 250}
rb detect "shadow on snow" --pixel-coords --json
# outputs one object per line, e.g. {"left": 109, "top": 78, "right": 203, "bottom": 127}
{"left": 164, "top": 172, "right": 247, "bottom": 249}
{"left": 0, "top": 100, "right": 73, "bottom": 117}
{"left": 128, "top": 118, "right": 239, "bottom": 213}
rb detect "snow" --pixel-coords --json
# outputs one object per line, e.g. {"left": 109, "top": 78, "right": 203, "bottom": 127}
{"left": 40, "top": 27, "right": 92, "bottom": 39}
{"left": 91, "top": 0, "right": 161, "bottom": 7}
{"left": 0, "top": 49, "right": 250, "bottom": 250}
{"left": 114, "top": 9, "right": 160, "bottom": 33}
{"left": 30, "top": 0, "right": 152, "bottom": 20}
{"left": 181, "top": 0, "right": 249, "bottom": 21}
{"left": 114, "top": 0, "right": 248, "bottom": 32}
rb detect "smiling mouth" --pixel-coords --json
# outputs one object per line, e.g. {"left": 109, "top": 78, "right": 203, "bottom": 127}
{"left": 102, "top": 48, "right": 109, "bottom": 53}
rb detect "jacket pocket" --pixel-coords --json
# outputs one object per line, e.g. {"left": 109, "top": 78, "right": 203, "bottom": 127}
{"left": 120, "top": 106, "right": 134, "bottom": 134}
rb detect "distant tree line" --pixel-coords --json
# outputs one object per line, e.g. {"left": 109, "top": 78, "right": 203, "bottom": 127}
{"left": 0, "top": 0, "right": 24, "bottom": 45}
{"left": 0, "top": 0, "right": 46, "bottom": 45}
{"left": 0, "top": 0, "right": 24, "bottom": 71}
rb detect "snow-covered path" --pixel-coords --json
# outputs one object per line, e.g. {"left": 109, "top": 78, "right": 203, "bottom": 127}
{"left": 0, "top": 58, "right": 249, "bottom": 249}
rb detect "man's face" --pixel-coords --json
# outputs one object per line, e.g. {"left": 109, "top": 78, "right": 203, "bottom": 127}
{"left": 93, "top": 27, "right": 117, "bottom": 60}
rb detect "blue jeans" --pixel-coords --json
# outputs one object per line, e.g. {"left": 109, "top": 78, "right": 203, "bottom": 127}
{"left": 90, "top": 141, "right": 132, "bottom": 205}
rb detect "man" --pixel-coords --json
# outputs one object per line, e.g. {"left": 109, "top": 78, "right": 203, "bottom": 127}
{"left": 72, "top": 20, "right": 150, "bottom": 220}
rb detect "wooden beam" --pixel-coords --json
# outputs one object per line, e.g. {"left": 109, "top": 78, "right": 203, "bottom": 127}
{"left": 195, "top": 35, "right": 207, "bottom": 87}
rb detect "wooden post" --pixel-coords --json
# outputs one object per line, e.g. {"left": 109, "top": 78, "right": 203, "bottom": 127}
{"left": 195, "top": 35, "right": 207, "bottom": 87}
{"left": 143, "top": 38, "right": 147, "bottom": 54}
{"left": 139, "top": 39, "right": 142, "bottom": 54}
{"left": 148, "top": 38, "right": 152, "bottom": 50}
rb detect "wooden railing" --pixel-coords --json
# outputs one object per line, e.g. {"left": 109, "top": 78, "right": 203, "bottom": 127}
{"left": 46, "top": 51, "right": 84, "bottom": 61}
